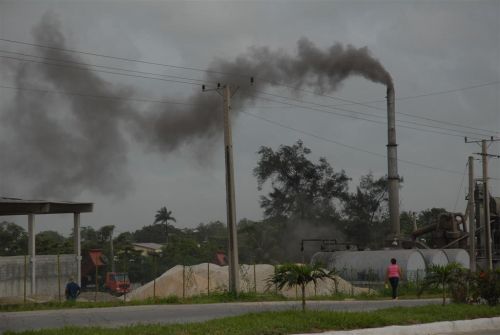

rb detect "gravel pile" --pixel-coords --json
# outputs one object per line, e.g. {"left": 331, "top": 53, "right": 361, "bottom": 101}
{"left": 128, "top": 263, "right": 367, "bottom": 301}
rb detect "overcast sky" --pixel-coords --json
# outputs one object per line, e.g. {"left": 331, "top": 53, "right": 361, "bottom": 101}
{"left": 0, "top": 0, "right": 498, "bottom": 236}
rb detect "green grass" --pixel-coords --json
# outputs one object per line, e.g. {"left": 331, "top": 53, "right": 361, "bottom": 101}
{"left": 0, "top": 290, "right": 443, "bottom": 313}
{"left": 5, "top": 304, "right": 500, "bottom": 335}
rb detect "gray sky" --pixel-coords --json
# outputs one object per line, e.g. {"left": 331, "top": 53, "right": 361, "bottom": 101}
{"left": 0, "top": 0, "right": 498, "bottom": 236}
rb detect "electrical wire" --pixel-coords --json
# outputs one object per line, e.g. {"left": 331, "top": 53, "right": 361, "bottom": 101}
{"left": 0, "top": 84, "right": 198, "bottom": 106}
{"left": 0, "top": 49, "right": 208, "bottom": 84}
{"left": 0, "top": 38, "right": 500, "bottom": 136}
{"left": 253, "top": 90, "right": 493, "bottom": 138}
{"left": 1, "top": 37, "right": 498, "bottom": 135}
{"left": 251, "top": 93, "right": 479, "bottom": 139}
{"left": 0, "top": 37, "right": 247, "bottom": 79}
{"left": 241, "top": 110, "right": 465, "bottom": 176}
{"left": 0, "top": 54, "right": 204, "bottom": 87}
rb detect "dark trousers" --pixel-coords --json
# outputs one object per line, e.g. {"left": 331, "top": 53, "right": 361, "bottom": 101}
{"left": 389, "top": 277, "right": 399, "bottom": 299}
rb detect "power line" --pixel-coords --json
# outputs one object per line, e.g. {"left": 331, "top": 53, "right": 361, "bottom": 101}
{"left": 241, "top": 110, "right": 465, "bottom": 176}
{"left": 254, "top": 90, "right": 493, "bottom": 138}
{"left": 0, "top": 55, "right": 204, "bottom": 87}
{"left": 0, "top": 84, "right": 198, "bottom": 106}
{"left": 1, "top": 37, "right": 497, "bottom": 135}
{"left": 0, "top": 37, "right": 247, "bottom": 79}
{"left": 0, "top": 49, "right": 208, "bottom": 84}
{"left": 4, "top": 48, "right": 496, "bottom": 136}
{"left": 251, "top": 92, "right": 480, "bottom": 139}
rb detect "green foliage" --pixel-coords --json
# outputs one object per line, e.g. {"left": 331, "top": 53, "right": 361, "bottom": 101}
{"left": 474, "top": 269, "right": 500, "bottom": 306}
{"left": 238, "top": 219, "right": 284, "bottom": 264}
{"left": 420, "top": 262, "right": 464, "bottom": 305}
{"left": 254, "top": 140, "right": 349, "bottom": 220}
{"left": 153, "top": 206, "right": 176, "bottom": 244}
{"left": 342, "top": 173, "right": 390, "bottom": 248}
{"left": 267, "top": 263, "right": 336, "bottom": 311}
{"left": 36, "top": 231, "right": 72, "bottom": 255}
{"left": 0, "top": 221, "right": 27, "bottom": 255}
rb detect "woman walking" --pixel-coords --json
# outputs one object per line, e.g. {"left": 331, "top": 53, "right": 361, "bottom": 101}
{"left": 386, "top": 258, "right": 402, "bottom": 300}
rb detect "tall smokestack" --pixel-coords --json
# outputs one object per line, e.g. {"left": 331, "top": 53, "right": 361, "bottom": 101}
{"left": 386, "top": 84, "right": 400, "bottom": 242}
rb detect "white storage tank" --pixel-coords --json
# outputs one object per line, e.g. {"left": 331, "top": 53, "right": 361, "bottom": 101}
{"left": 418, "top": 249, "right": 449, "bottom": 267}
{"left": 311, "top": 250, "right": 426, "bottom": 282}
{"left": 442, "top": 249, "right": 470, "bottom": 269}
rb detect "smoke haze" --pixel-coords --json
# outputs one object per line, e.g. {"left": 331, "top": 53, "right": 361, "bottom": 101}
{"left": 0, "top": 13, "right": 392, "bottom": 199}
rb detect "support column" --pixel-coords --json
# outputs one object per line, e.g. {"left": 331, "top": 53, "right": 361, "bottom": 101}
{"left": 74, "top": 213, "right": 81, "bottom": 286}
{"left": 28, "top": 214, "right": 36, "bottom": 295}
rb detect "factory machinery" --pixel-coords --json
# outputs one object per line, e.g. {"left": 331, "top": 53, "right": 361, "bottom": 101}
{"left": 311, "top": 191, "right": 500, "bottom": 282}
{"left": 311, "top": 83, "right": 500, "bottom": 282}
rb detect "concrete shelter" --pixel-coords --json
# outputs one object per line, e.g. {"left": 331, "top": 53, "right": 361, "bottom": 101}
{"left": 0, "top": 197, "right": 93, "bottom": 295}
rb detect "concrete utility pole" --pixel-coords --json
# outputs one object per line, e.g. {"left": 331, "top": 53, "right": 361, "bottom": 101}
{"left": 222, "top": 84, "right": 239, "bottom": 295}
{"left": 28, "top": 214, "right": 36, "bottom": 295}
{"left": 203, "top": 82, "right": 244, "bottom": 295}
{"left": 466, "top": 136, "right": 499, "bottom": 271}
{"left": 468, "top": 156, "right": 476, "bottom": 272}
{"left": 481, "top": 140, "right": 492, "bottom": 270}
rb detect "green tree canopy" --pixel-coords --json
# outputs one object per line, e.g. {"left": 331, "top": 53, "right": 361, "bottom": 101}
{"left": 342, "top": 173, "right": 390, "bottom": 248}
{"left": 0, "top": 221, "right": 27, "bottom": 256}
{"left": 154, "top": 206, "right": 176, "bottom": 244}
{"left": 36, "top": 230, "right": 72, "bottom": 254}
{"left": 254, "top": 140, "right": 349, "bottom": 221}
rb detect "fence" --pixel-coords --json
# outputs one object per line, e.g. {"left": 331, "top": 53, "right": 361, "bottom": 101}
{"left": 0, "top": 255, "right": 77, "bottom": 301}
{"left": 128, "top": 263, "right": 399, "bottom": 300}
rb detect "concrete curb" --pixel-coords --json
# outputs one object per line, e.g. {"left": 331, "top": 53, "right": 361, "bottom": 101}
{"left": 296, "top": 317, "right": 500, "bottom": 335}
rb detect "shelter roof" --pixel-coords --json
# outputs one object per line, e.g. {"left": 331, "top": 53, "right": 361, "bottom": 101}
{"left": 0, "top": 197, "right": 93, "bottom": 216}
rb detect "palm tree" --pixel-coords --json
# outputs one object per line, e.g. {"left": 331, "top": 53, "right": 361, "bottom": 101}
{"left": 267, "top": 263, "right": 337, "bottom": 311}
{"left": 420, "top": 262, "right": 463, "bottom": 305}
{"left": 154, "top": 207, "right": 176, "bottom": 244}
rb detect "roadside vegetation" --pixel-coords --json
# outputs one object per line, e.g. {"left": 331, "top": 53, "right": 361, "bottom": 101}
{"left": 5, "top": 304, "right": 500, "bottom": 335}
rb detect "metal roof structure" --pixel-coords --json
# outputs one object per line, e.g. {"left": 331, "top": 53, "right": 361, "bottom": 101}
{"left": 0, "top": 197, "right": 93, "bottom": 216}
{"left": 0, "top": 197, "right": 93, "bottom": 294}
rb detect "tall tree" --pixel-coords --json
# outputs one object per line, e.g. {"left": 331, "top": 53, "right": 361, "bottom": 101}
{"left": 0, "top": 221, "right": 27, "bottom": 255}
{"left": 154, "top": 206, "right": 176, "bottom": 244}
{"left": 254, "top": 140, "right": 349, "bottom": 221}
{"left": 36, "top": 230, "right": 72, "bottom": 254}
{"left": 342, "top": 173, "right": 390, "bottom": 247}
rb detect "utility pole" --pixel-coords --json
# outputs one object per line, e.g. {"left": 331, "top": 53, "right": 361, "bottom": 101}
{"left": 203, "top": 80, "right": 253, "bottom": 295}
{"left": 481, "top": 140, "right": 492, "bottom": 271}
{"left": 468, "top": 156, "right": 476, "bottom": 272}
{"left": 465, "top": 136, "right": 500, "bottom": 271}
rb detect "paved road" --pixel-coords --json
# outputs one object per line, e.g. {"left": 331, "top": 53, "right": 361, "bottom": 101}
{"left": 437, "top": 331, "right": 500, "bottom": 335}
{"left": 0, "top": 299, "right": 440, "bottom": 333}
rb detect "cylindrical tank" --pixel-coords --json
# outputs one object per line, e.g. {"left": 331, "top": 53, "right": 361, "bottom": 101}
{"left": 418, "top": 249, "right": 449, "bottom": 267}
{"left": 311, "top": 250, "right": 426, "bottom": 282}
{"left": 442, "top": 249, "right": 470, "bottom": 269}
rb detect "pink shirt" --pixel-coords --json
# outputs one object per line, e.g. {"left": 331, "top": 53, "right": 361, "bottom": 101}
{"left": 387, "top": 264, "right": 401, "bottom": 278}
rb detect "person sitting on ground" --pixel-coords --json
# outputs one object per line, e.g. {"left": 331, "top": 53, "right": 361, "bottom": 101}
{"left": 385, "top": 258, "right": 402, "bottom": 300}
{"left": 65, "top": 277, "right": 81, "bottom": 301}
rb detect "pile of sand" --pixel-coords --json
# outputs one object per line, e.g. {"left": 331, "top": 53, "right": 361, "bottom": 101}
{"left": 128, "top": 263, "right": 367, "bottom": 301}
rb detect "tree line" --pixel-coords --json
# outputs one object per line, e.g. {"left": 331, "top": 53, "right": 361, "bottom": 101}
{"left": 0, "top": 140, "right": 450, "bottom": 282}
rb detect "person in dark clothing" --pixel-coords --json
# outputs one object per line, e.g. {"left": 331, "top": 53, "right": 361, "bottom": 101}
{"left": 385, "top": 258, "right": 402, "bottom": 300}
{"left": 65, "top": 278, "right": 81, "bottom": 301}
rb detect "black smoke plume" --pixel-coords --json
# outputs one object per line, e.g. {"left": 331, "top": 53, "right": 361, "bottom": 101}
{"left": 0, "top": 13, "right": 392, "bottom": 199}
